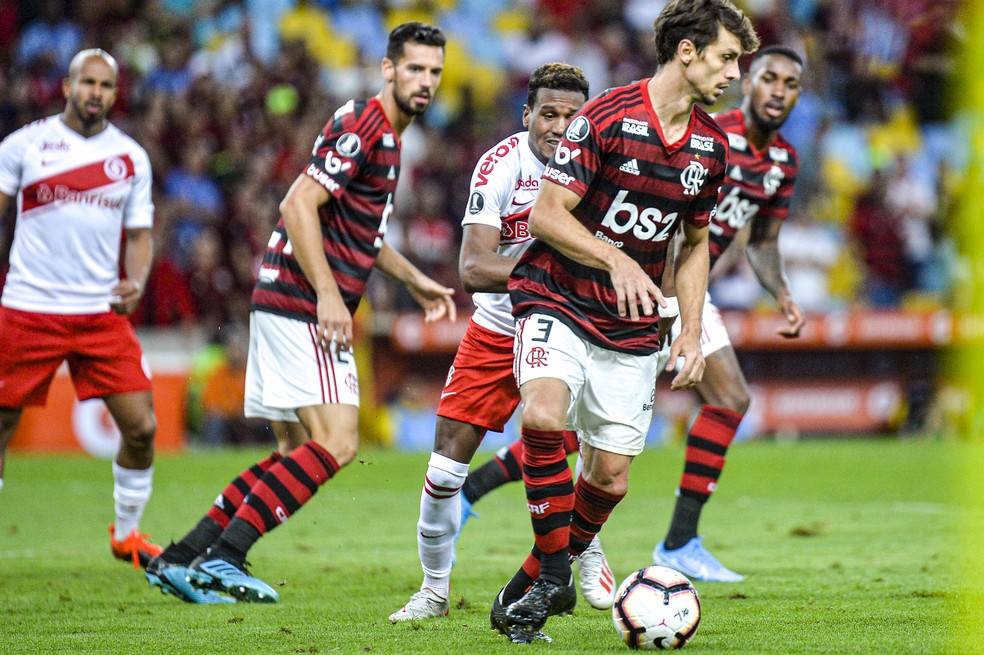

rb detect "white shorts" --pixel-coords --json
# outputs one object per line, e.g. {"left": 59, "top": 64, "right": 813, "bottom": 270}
{"left": 244, "top": 311, "right": 360, "bottom": 422}
{"left": 514, "top": 313, "right": 659, "bottom": 457}
{"left": 657, "top": 293, "right": 731, "bottom": 372}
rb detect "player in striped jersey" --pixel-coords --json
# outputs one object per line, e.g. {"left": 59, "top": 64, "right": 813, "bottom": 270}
{"left": 145, "top": 23, "right": 456, "bottom": 604}
{"left": 497, "top": 0, "right": 760, "bottom": 642}
{"left": 0, "top": 49, "right": 163, "bottom": 570}
{"left": 390, "top": 64, "right": 614, "bottom": 626}
{"left": 653, "top": 45, "right": 805, "bottom": 582}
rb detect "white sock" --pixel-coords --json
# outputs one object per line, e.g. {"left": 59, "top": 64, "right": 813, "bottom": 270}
{"left": 0, "top": 478, "right": 4, "bottom": 494}
{"left": 112, "top": 462, "right": 153, "bottom": 540}
{"left": 417, "top": 452, "right": 469, "bottom": 598}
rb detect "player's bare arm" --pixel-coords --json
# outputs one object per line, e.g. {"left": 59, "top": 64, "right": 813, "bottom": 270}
{"left": 530, "top": 180, "right": 666, "bottom": 321}
{"left": 668, "top": 220, "right": 709, "bottom": 389}
{"left": 746, "top": 213, "right": 805, "bottom": 338}
{"left": 280, "top": 173, "right": 350, "bottom": 350}
{"left": 111, "top": 227, "right": 153, "bottom": 314}
{"left": 375, "top": 241, "right": 456, "bottom": 323}
{"left": 459, "top": 224, "right": 517, "bottom": 293}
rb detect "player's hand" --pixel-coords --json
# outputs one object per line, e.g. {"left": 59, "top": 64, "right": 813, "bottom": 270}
{"left": 776, "top": 294, "right": 805, "bottom": 339}
{"left": 316, "top": 292, "right": 353, "bottom": 354}
{"left": 668, "top": 331, "right": 704, "bottom": 390}
{"left": 407, "top": 276, "right": 457, "bottom": 324}
{"left": 110, "top": 279, "right": 143, "bottom": 315}
{"left": 609, "top": 252, "right": 665, "bottom": 321}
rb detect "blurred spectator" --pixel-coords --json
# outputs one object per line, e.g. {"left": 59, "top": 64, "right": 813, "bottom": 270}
{"left": 0, "top": 0, "right": 966, "bottom": 329}
{"left": 198, "top": 323, "right": 267, "bottom": 446}
{"left": 15, "top": 0, "right": 81, "bottom": 73}
{"left": 162, "top": 140, "right": 225, "bottom": 268}
{"left": 849, "top": 168, "right": 908, "bottom": 308}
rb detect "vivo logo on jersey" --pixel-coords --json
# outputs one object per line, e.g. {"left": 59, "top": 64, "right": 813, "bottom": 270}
{"left": 306, "top": 162, "right": 341, "bottom": 193}
{"left": 475, "top": 135, "right": 521, "bottom": 187}
{"left": 600, "top": 189, "right": 678, "bottom": 242}
{"left": 515, "top": 176, "right": 539, "bottom": 191}
{"left": 710, "top": 185, "right": 759, "bottom": 235}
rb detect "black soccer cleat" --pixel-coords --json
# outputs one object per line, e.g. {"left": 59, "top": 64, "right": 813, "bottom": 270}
{"left": 504, "top": 577, "right": 577, "bottom": 633}
{"left": 490, "top": 587, "right": 553, "bottom": 644}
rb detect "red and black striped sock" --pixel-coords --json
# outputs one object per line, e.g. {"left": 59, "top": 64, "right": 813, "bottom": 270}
{"left": 521, "top": 427, "right": 573, "bottom": 583}
{"left": 666, "top": 405, "right": 742, "bottom": 549}
{"left": 162, "top": 451, "right": 283, "bottom": 564}
{"left": 461, "top": 439, "right": 523, "bottom": 504}
{"left": 569, "top": 474, "right": 624, "bottom": 557}
{"left": 501, "top": 546, "right": 543, "bottom": 605}
{"left": 215, "top": 442, "right": 339, "bottom": 561}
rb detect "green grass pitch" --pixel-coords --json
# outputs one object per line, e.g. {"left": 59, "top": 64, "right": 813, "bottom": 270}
{"left": 1, "top": 438, "right": 981, "bottom": 654}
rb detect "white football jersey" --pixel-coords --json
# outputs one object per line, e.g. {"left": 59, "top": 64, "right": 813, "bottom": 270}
{"left": 461, "top": 131, "right": 543, "bottom": 335}
{"left": 0, "top": 116, "right": 154, "bottom": 314}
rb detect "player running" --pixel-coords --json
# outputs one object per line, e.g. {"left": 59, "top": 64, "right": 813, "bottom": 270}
{"left": 652, "top": 45, "right": 805, "bottom": 582}
{"left": 496, "top": 0, "right": 759, "bottom": 643}
{"left": 388, "top": 63, "right": 619, "bottom": 627}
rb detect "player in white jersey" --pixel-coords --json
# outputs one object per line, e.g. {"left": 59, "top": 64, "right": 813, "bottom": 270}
{"left": 389, "top": 64, "right": 614, "bottom": 627}
{"left": 0, "top": 49, "right": 164, "bottom": 570}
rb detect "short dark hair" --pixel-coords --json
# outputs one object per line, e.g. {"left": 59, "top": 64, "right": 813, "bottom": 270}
{"left": 652, "top": 0, "right": 760, "bottom": 66}
{"left": 751, "top": 44, "right": 804, "bottom": 68}
{"left": 527, "top": 63, "right": 590, "bottom": 108}
{"left": 386, "top": 22, "right": 446, "bottom": 63}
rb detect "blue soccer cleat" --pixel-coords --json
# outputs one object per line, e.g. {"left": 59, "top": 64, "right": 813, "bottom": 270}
{"left": 187, "top": 555, "right": 280, "bottom": 603}
{"left": 653, "top": 537, "right": 744, "bottom": 583}
{"left": 451, "top": 494, "right": 480, "bottom": 567}
{"left": 145, "top": 555, "right": 236, "bottom": 604}
{"left": 459, "top": 494, "right": 479, "bottom": 532}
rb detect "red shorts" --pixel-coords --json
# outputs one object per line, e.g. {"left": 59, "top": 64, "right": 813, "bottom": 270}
{"left": 437, "top": 320, "right": 519, "bottom": 433}
{"left": 0, "top": 306, "right": 152, "bottom": 408}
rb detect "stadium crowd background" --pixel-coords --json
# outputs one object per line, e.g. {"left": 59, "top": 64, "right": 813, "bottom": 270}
{"left": 0, "top": 0, "right": 967, "bottom": 444}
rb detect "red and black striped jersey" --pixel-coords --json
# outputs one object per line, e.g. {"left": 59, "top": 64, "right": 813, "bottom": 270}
{"left": 252, "top": 97, "right": 400, "bottom": 321}
{"left": 509, "top": 78, "right": 728, "bottom": 355}
{"left": 709, "top": 108, "right": 799, "bottom": 268}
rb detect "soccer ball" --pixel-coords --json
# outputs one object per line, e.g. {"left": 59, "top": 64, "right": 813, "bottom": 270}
{"left": 611, "top": 565, "right": 701, "bottom": 650}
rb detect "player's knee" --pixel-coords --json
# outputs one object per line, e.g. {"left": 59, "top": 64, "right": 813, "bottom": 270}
{"left": 314, "top": 432, "right": 358, "bottom": 468}
{"left": 120, "top": 414, "right": 157, "bottom": 451}
{"left": 720, "top": 388, "right": 750, "bottom": 415}
{"left": 519, "top": 402, "right": 566, "bottom": 432}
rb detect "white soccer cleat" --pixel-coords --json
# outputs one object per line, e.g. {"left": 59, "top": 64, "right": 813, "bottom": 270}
{"left": 576, "top": 536, "right": 617, "bottom": 610}
{"left": 388, "top": 587, "right": 450, "bottom": 621}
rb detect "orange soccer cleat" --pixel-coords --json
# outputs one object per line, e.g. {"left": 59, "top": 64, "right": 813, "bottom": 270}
{"left": 109, "top": 524, "right": 164, "bottom": 570}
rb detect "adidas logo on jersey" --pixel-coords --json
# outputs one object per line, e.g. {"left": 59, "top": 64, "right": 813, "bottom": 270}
{"left": 730, "top": 166, "right": 743, "bottom": 181}
{"left": 619, "top": 158, "right": 641, "bottom": 175}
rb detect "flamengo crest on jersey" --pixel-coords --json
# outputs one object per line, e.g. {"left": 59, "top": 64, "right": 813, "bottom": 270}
{"left": 708, "top": 108, "right": 799, "bottom": 267}
{"left": 509, "top": 78, "right": 728, "bottom": 355}
{"left": 252, "top": 97, "right": 401, "bottom": 322}
{"left": 462, "top": 131, "right": 543, "bottom": 336}
{"left": 0, "top": 116, "right": 154, "bottom": 314}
